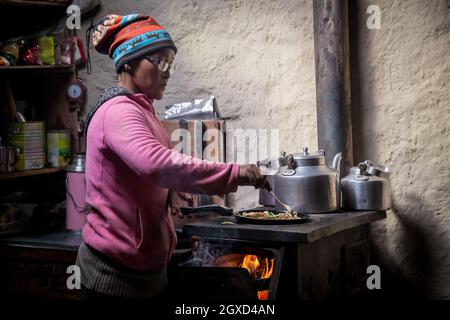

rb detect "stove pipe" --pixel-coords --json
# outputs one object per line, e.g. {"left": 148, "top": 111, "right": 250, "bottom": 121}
{"left": 313, "top": 0, "right": 353, "bottom": 174}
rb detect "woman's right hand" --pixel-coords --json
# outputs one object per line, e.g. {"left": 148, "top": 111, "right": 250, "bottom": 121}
{"left": 238, "top": 164, "right": 271, "bottom": 190}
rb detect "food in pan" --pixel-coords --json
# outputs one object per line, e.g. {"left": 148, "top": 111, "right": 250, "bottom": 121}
{"left": 240, "top": 210, "right": 299, "bottom": 220}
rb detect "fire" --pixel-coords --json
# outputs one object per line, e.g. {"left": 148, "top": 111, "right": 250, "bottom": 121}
{"left": 261, "top": 257, "right": 274, "bottom": 278}
{"left": 240, "top": 255, "right": 260, "bottom": 276}
{"left": 240, "top": 255, "right": 274, "bottom": 280}
{"left": 258, "top": 290, "right": 269, "bottom": 300}
{"left": 215, "top": 253, "right": 274, "bottom": 300}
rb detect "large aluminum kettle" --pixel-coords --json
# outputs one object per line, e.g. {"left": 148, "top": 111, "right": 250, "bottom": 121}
{"left": 274, "top": 147, "right": 342, "bottom": 213}
{"left": 341, "top": 160, "right": 392, "bottom": 211}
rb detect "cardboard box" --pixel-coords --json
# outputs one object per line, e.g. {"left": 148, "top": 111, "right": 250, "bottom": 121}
{"left": 161, "top": 119, "right": 227, "bottom": 206}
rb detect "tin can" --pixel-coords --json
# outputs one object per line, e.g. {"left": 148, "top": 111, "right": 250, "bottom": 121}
{"left": 47, "top": 130, "right": 71, "bottom": 167}
{"left": 8, "top": 122, "right": 45, "bottom": 171}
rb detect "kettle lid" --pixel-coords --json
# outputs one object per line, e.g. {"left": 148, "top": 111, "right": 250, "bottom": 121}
{"left": 67, "top": 154, "right": 86, "bottom": 172}
{"left": 350, "top": 160, "right": 392, "bottom": 178}
{"left": 289, "top": 147, "right": 326, "bottom": 166}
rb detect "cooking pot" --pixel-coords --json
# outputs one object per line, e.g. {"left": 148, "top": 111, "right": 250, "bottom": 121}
{"left": 274, "top": 147, "right": 342, "bottom": 213}
{"left": 341, "top": 160, "right": 392, "bottom": 210}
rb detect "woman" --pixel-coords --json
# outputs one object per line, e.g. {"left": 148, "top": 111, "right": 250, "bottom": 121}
{"left": 76, "top": 14, "right": 268, "bottom": 300}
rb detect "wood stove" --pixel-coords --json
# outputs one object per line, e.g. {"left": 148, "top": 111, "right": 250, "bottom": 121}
{"left": 170, "top": 237, "right": 284, "bottom": 301}
{"left": 169, "top": 209, "right": 386, "bottom": 301}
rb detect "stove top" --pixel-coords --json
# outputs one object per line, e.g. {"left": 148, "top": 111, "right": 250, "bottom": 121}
{"left": 182, "top": 210, "right": 386, "bottom": 243}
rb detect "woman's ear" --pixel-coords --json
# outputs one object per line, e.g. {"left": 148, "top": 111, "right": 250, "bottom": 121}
{"left": 124, "top": 63, "right": 133, "bottom": 74}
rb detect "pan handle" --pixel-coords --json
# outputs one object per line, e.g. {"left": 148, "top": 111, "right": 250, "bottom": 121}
{"left": 180, "top": 205, "right": 233, "bottom": 216}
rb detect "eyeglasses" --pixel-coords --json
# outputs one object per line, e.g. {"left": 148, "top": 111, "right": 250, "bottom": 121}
{"left": 144, "top": 55, "right": 175, "bottom": 74}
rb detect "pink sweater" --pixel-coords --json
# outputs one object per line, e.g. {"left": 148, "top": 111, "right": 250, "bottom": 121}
{"left": 82, "top": 93, "right": 239, "bottom": 270}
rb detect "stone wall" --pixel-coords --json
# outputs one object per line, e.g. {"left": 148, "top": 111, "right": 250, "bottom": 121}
{"left": 350, "top": 0, "right": 449, "bottom": 299}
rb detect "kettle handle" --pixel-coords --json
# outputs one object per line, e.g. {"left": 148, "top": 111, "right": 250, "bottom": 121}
{"left": 332, "top": 152, "right": 342, "bottom": 174}
{"left": 13, "top": 148, "right": 20, "bottom": 165}
{"left": 332, "top": 152, "right": 343, "bottom": 208}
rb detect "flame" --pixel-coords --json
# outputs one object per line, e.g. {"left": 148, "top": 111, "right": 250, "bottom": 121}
{"left": 215, "top": 253, "right": 274, "bottom": 300}
{"left": 239, "top": 254, "right": 275, "bottom": 300}
{"left": 261, "top": 257, "right": 274, "bottom": 279}
{"left": 239, "top": 255, "right": 274, "bottom": 280}
{"left": 240, "top": 255, "right": 260, "bottom": 277}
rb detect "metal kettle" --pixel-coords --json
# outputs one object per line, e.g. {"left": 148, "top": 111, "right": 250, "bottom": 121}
{"left": 274, "top": 147, "right": 342, "bottom": 213}
{"left": 341, "top": 160, "right": 392, "bottom": 211}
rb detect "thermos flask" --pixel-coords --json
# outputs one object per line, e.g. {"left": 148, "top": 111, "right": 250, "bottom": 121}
{"left": 66, "top": 154, "right": 88, "bottom": 231}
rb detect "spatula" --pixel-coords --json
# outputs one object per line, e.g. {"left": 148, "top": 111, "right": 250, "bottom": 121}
{"left": 267, "top": 190, "right": 297, "bottom": 218}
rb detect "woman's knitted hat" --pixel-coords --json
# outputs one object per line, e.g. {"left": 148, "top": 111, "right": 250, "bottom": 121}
{"left": 91, "top": 14, "right": 177, "bottom": 72}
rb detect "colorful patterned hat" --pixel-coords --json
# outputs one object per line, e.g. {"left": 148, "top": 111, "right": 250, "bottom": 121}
{"left": 91, "top": 14, "right": 177, "bottom": 72}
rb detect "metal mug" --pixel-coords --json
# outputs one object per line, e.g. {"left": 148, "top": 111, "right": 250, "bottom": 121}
{"left": 0, "top": 146, "right": 20, "bottom": 172}
{"left": 0, "top": 146, "right": 6, "bottom": 172}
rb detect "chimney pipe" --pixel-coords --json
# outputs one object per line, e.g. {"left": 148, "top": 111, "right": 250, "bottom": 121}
{"left": 313, "top": 0, "right": 353, "bottom": 174}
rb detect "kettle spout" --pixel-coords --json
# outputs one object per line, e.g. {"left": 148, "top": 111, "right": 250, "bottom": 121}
{"left": 332, "top": 152, "right": 342, "bottom": 174}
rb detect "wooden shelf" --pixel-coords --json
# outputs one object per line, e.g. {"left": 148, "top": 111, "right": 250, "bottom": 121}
{"left": 0, "top": 65, "right": 74, "bottom": 73}
{"left": 0, "top": 0, "right": 70, "bottom": 7}
{"left": 0, "top": 167, "right": 65, "bottom": 180}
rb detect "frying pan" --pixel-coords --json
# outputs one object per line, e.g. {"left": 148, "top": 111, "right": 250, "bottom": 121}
{"left": 180, "top": 205, "right": 310, "bottom": 225}
{"left": 233, "top": 209, "right": 310, "bottom": 225}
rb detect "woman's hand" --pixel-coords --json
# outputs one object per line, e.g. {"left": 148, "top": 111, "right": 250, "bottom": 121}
{"left": 168, "top": 191, "right": 195, "bottom": 216}
{"left": 238, "top": 164, "right": 271, "bottom": 191}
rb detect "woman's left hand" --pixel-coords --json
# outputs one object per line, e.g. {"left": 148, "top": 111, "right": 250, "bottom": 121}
{"left": 168, "top": 190, "right": 195, "bottom": 216}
